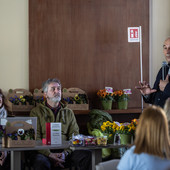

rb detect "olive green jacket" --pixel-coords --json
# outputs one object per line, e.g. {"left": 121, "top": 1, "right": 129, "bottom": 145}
{"left": 30, "top": 101, "right": 79, "bottom": 156}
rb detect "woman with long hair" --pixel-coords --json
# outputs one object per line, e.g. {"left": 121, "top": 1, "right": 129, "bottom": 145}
{"left": 117, "top": 105, "right": 170, "bottom": 170}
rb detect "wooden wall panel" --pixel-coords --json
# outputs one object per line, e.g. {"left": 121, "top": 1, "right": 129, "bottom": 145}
{"left": 29, "top": 0, "right": 149, "bottom": 109}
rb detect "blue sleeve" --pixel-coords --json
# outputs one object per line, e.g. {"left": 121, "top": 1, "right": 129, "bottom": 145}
{"left": 117, "top": 149, "right": 133, "bottom": 170}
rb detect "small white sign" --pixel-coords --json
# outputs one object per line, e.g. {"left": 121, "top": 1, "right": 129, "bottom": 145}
{"left": 128, "top": 27, "right": 140, "bottom": 42}
{"left": 105, "top": 87, "right": 113, "bottom": 93}
{"left": 51, "top": 123, "right": 62, "bottom": 145}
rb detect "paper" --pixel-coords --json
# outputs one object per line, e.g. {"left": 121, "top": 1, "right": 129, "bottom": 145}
{"left": 46, "top": 122, "right": 62, "bottom": 145}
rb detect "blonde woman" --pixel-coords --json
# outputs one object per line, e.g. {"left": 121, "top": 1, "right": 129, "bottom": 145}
{"left": 117, "top": 106, "right": 170, "bottom": 170}
{"left": 164, "top": 98, "right": 170, "bottom": 136}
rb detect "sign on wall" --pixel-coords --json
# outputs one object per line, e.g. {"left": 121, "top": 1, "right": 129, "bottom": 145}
{"left": 128, "top": 27, "right": 140, "bottom": 42}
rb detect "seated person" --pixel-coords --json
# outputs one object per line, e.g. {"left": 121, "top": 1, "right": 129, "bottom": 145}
{"left": 117, "top": 105, "right": 170, "bottom": 170}
{"left": 164, "top": 98, "right": 170, "bottom": 136}
{"left": 0, "top": 89, "right": 10, "bottom": 170}
{"left": 28, "top": 78, "right": 91, "bottom": 170}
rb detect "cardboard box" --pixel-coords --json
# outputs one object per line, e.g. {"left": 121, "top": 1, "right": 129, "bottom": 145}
{"left": 2, "top": 120, "right": 36, "bottom": 148}
{"left": 33, "top": 88, "right": 45, "bottom": 106}
{"left": 5, "top": 89, "right": 35, "bottom": 112}
{"left": 62, "top": 88, "right": 89, "bottom": 110}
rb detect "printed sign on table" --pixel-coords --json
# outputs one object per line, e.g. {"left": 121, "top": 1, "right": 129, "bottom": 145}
{"left": 45, "top": 122, "right": 62, "bottom": 145}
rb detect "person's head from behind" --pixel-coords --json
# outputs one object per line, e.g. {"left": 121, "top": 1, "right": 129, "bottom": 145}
{"left": 134, "top": 105, "right": 170, "bottom": 159}
{"left": 42, "top": 78, "right": 61, "bottom": 103}
{"left": 163, "top": 37, "right": 170, "bottom": 64}
{"left": 164, "top": 98, "right": 170, "bottom": 122}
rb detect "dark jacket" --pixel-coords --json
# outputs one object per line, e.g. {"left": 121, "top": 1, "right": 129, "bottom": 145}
{"left": 30, "top": 101, "right": 79, "bottom": 156}
{"left": 144, "top": 65, "right": 170, "bottom": 108}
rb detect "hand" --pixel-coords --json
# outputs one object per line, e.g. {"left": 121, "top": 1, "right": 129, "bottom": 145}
{"left": 159, "top": 75, "right": 169, "bottom": 91}
{"left": 49, "top": 153, "right": 65, "bottom": 168}
{"left": 135, "top": 81, "right": 157, "bottom": 95}
{"left": 0, "top": 151, "right": 7, "bottom": 166}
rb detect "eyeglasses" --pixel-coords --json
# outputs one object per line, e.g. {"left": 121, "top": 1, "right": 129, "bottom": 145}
{"left": 163, "top": 45, "right": 170, "bottom": 50}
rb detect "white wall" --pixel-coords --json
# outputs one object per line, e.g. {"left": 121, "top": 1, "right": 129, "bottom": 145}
{"left": 0, "top": 0, "right": 28, "bottom": 94}
{"left": 0, "top": 0, "right": 170, "bottom": 93}
{"left": 150, "top": 0, "right": 170, "bottom": 86}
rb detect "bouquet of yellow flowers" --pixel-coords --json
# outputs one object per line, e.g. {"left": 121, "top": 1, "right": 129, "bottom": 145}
{"left": 100, "top": 121, "right": 118, "bottom": 144}
{"left": 97, "top": 89, "right": 114, "bottom": 101}
{"left": 116, "top": 119, "right": 138, "bottom": 135}
{"left": 101, "top": 121, "right": 118, "bottom": 134}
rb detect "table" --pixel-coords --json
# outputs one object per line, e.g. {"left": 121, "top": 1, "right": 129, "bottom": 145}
{"left": 0, "top": 141, "right": 70, "bottom": 170}
{"left": 70, "top": 144, "right": 129, "bottom": 170}
{"left": 0, "top": 141, "right": 129, "bottom": 170}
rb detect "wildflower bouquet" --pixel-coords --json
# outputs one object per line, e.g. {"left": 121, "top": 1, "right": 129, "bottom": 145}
{"left": 9, "top": 95, "right": 34, "bottom": 105}
{"left": 100, "top": 121, "right": 118, "bottom": 143}
{"left": 116, "top": 119, "right": 138, "bottom": 135}
{"left": 97, "top": 89, "right": 114, "bottom": 101}
{"left": 101, "top": 121, "right": 118, "bottom": 134}
{"left": 63, "top": 94, "right": 88, "bottom": 104}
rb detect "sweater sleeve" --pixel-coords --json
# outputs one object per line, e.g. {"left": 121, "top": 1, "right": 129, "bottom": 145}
{"left": 67, "top": 109, "right": 79, "bottom": 139}
{"left": 30, "top": 108, "right": 51, "bottom": 157}
{"left": 64, "top": 109, "right": 79, "bottom": 155}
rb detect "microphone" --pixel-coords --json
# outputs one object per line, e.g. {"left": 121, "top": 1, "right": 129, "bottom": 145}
{"left": 162, "top": 61, "right": 167, "bottom": 80}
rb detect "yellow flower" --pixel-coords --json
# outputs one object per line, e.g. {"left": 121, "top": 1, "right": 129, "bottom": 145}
{"left": 20, "top": 95, "right": 23, "bottom": 99}
{"left": 74, "top": 94, "right": 80, "bottom": 101}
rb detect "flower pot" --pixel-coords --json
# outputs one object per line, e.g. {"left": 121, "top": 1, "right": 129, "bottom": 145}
{"left": 101, "top": 100, "right": 112, "bottom": 110}
{"left": 119, "top": 134, "right": 132, "bottom": 145}
{"left": 118, "top": 100, "right": 128, "bottom": 109}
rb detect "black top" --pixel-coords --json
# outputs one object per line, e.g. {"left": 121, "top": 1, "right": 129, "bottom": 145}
{"left": 143, "top": 64, "right": 170, "bottom": 108}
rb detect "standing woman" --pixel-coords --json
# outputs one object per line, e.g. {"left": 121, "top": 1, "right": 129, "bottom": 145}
{"left": 117, "top": 106, "right": 170, "bottom": 170}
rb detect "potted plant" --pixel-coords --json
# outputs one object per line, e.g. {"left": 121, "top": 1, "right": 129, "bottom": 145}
{"left": 97, "top": 89, "right": 114, "bottom": 110}
{"left": 113, "top": 89, "right": 132, "bottom": 109}
{"left": 116, "top": 119, "right": 138, "bottom": 145}
{"left": 100, "top": 121, "right": 118, "bottom": 144}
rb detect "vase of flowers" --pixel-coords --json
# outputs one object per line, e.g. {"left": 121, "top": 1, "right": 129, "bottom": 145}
{"left": 113, "top": 89, "right": 132, "bottom": 110}
{"left": 100, "top": 121, "right": 118, "bottom": 144}
{"left": 116, "top": 119, "right": 138, "bottom": 145}
{"left": 97, "top": 89, "right": 114, "bottom": 110}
